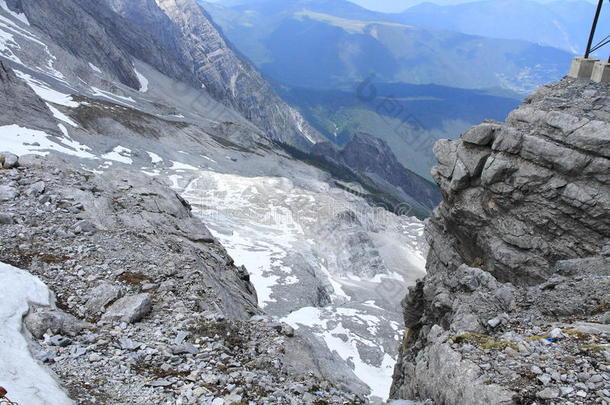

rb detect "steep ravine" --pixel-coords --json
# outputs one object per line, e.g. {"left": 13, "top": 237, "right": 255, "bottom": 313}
{"left": 390, "top": 78, "right": 610, "bottom": 404}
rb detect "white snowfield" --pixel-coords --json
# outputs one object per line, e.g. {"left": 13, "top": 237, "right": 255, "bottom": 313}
{"left": 0, "top": 124, "right": 95, "bottom": 159}
{"left": 0, "top": 262, "right": 73, "bottom": 405}
{"left": 170, "top": 169, "right": 427, "bottom": 400}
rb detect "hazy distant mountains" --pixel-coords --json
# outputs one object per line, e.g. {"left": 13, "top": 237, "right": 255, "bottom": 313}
{"left": 202, "top": 0, "right": 573, "bottom": 93}
{"left": 278, "top": 83, "right": 520, "bottom": 178}
{"left": 200, "top": 0, "right": 606, "bottom": 179}
{"left": 397, "top": 0, "right": 610, "bottom": 54}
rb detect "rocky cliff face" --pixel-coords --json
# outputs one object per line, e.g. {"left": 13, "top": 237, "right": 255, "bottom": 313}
{"left": 105, "top": 0, "right": 325, "bottom": 147}
{"left": 8, "top": 0, "right": 321, "bottom": 147}
{"left": 390, "top": 78, "right": 610, "bottom": 404}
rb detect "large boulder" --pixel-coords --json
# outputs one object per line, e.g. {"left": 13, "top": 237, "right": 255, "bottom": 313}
{"left": 101, "top": 293, "right": 151, "bottom": 323}
{"left": 25, "top": 308, "right": 87, "bottom": 339}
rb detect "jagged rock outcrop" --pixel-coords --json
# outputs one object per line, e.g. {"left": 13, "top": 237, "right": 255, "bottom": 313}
{"left": 391, "top": 78, "right": 610, "bottom": 404}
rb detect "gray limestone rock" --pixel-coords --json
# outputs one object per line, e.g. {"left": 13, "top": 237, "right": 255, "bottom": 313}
{"left": 0, "top": 152, "right": 18, "bottom": 169}
{"left": 25, "top": 308, "right": 87, "bottom": 339}
{"left": 391, "top": 78, "right": 610, "bottom": 404}
{"left": 101, "top": 293, "right": 151, "bottom": 323}
{"left": 0, "top": 185, "right": 18, "bottom": 201}
{"left": 85, "top": 282, "right": 122, "bottom": 314}
{"left": 461, "top": 123, "right": 498, "bottom": 146}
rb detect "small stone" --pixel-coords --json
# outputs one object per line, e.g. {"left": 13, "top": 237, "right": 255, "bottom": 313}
{"left": 575, "top": 390, "right": 587, "bottom": 398}
{"left": 212, "top": 398, "right": 224, "bottom": 405}
{"left": 224, "top": 393, "right": 242, "bottom": 405}
{"left": 0, "top": 185, "right": 18, "bottom": 201}
{"left": 141, "top": 282, "right": 157, "bottom": 292}
{"left": 203, "top": 374, "right": 219, "bottom": 385}
{"left": 172, "top": 343, "right": 198, "bottom": 355}
{"left": 25, "top": 181, "right": 45, "bottom": 197}
{"left": 538, "top": 374, "right": 552, "bottom": 385}
{"left": 73, "top": 220, "right": 97, "bottom": 234}
{"left": 0, "top": 152, "right": 18, "bottom": 169}
{"left": 119, "top": 338, "right": 140, "bottom": 350}
{"left": 147, "top": 380, "right": 173, "bottom": 387}
{"left": 173, "top": 331, "right": 190, "bottom": 345}
{"left": 487, "top": 317, "right": 502, "bottom": 328}
{"left": 35, "top": 350, "right": 55, "bottom": 363}
{"left": 560, "top": 386, "right": 574, "bottom": 396}
{"left": 85, "top": 283, "right": 122, "bottom": 314}
{"left": 25, "top": 308, "right": 86, "bottom": 339}
{"left": 193, "top": 387, "right": 208, "bottom": 398}
{"left": 548, "top": 328, "right": 564, "bottom": 339}
{"left": 537, "top": 387, "right": 560, "bottom": 399}
{"left": 48, "top": 335, "right": 72, "bottom": 347}
{"left": 531, "top": 365, "right": 543, "bottom": 375}
{"left": 462, "top": 123, "right": 497, "bottom": 146}
{"left": 0, "top": 213, "right": 14, "bottom": 225}
{"left": 88, "top": 353, "right": 102, "bottom": 362}
{"left": 70, "top": 346, "right": 87, "bottom": 358}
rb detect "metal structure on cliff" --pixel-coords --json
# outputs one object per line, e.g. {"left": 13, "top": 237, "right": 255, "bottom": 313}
{"left": 585, "top": 0, "right": 610, "bottom": 61}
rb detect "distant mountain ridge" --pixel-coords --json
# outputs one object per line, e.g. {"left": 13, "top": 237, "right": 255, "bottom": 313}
{"left": 397, "top": 0, "right": 610, "bottom": 54}
{"left": 202, "top": 0, "right": 573, "bottom": 93}
{"left": 278, "top": 82, "right": 520, "bottom": 178}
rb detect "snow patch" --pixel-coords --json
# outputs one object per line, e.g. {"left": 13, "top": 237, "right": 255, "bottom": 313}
{"left": 283, "top": 306, "right": 395, "bottom": 399}
{"left": 15, "top": 71, "right": 78, "bottom": 107}
{"left": 147, "top": 151, "right": 163, "bottom": 164}
{"left": 170, "top": 161, "right": 199, "bottom": 171}
{"left": 0, "top": 124, "right": 95, "bottom": 158}
{"left": 47, "top": 104, "right": 78, "bottom": 127}
{"left": 102, "top": 146, "right": 133, "bottom": 165}
{"left": 134, "top": 68, "right": 149, "bottom": 93}
{"left": 91, "top": 87, "right": 135, "bottom": 105}
{"left": 0, "top": 262, "right": 73, "bottom": 405}
{"left": 0, "top": 0, "right": 29, "bottom": 25}
{"left": 0, "top": 23, "right": 21, "bottom": 63}
{"left": 88, "top": 62, "right": 102, "bottom": 74}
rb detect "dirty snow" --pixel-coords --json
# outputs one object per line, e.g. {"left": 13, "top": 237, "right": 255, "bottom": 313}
{"left": 0, "top": 262, "right": 73, "bottom": 405}
{"left": 88, "top": 62, "right": 102, "bottom": 74}
{"left": 147, "top": 151, "right": 163, "bottom": 164}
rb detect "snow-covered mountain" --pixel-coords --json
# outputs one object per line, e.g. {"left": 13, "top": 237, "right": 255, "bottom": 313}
{"left": 0, "top": 0, "right": 431, "bottom": 401}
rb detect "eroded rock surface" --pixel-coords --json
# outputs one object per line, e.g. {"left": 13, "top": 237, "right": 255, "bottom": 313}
{"left": 391, "top": 78, "right": 610, "bottom": 404}
{"left": 0, "top": 154, "right": 363, "bottom": 404}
